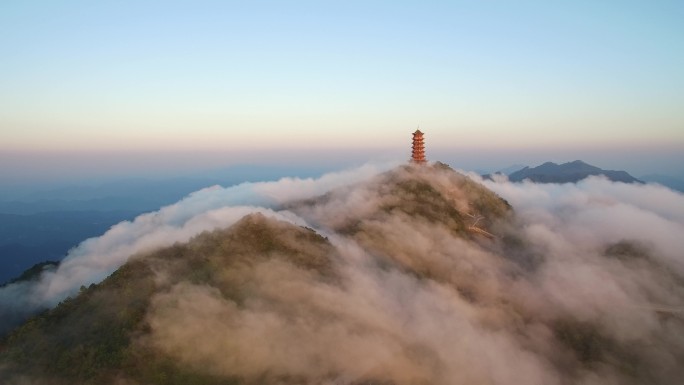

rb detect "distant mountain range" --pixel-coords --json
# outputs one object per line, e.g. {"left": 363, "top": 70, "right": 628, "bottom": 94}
{"left": 489, "top": 160, "right": 643, "bottom": 184}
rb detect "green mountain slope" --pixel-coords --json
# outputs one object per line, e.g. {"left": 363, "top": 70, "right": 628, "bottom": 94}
{"left": 1, "top": 163, "right": 682, "bottom": 385}
{"left": 0, "top": 213, "right": 337, "bottom": 385}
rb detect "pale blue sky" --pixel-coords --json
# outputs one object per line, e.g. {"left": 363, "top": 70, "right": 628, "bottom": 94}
{"left": 1, "top": 0, "right": 683, "bottom": 180}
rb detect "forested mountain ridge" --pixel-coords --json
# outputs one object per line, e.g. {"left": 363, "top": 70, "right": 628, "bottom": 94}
{"left": 1, "top": 163, "right": 682, "bottom": 385}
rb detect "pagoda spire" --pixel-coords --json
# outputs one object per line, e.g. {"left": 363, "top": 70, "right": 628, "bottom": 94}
{"left": 411, "top": 128, "right": 426, "bottom": 164}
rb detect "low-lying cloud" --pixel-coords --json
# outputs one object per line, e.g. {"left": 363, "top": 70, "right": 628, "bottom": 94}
{"left": 136, "top": 168, "right": 684, "bottom": 384}
{"left": 0, "top": 162, "right": 396, "bottom": 335}
{"left": 2, "top": 164, "right": 684, "bottom": 384}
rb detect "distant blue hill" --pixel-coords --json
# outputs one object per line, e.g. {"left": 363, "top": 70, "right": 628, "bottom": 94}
{"left": 496, "top": 164, "right": 528, "bottom": 176}
{"left": 504, "top": 160, "right": 642, "bottom": 184}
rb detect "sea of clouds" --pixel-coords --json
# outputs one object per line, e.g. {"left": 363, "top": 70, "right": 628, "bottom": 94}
{"left": 2, "top": 162, "right": 683, "bottom": 384}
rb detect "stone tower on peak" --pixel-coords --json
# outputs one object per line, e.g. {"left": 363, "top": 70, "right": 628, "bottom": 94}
{"left": 411, "top": 129, "right": 426, "bottom": 164}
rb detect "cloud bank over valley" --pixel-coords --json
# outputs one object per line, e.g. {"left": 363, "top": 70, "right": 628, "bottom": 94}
{"left": 1, "top": 163, "right": 683, "bottom": 384}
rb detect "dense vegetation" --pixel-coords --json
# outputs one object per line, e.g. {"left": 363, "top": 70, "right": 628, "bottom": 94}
{"left": 0, "top": 213, "right": 337, "bottom": 384}
{"left": 1, "top": 164, "right": 681, "bottom": 385}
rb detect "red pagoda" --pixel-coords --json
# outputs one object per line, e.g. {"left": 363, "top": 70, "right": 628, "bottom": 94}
{"left": 411, "top": 129, "right": 426, "bottom": 164}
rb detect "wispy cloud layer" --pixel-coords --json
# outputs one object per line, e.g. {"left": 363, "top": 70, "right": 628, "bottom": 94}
{"left": 143, "top": 168, "right": 684, "bottom": 384}
{"left": 2, "top": 164, "right": 684, "bottom": 384}
{"left": 0, "top": 162, "right": 395, "bottom": 334}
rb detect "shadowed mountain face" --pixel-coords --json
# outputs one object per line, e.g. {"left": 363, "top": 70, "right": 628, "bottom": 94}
{"left": 1, "top": 163, "right": 682, "bottom": 385}
{"left": 508, "top": 160, "right": 642, "bottom": 184}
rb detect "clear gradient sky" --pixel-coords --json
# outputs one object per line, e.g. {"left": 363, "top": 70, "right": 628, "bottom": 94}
{"left": 1, "top": 0, "right": 683, "bottom": 181}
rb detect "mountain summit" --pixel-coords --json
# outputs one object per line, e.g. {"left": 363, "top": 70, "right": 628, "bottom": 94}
{"left": 507, "top": 160, "right": 642, "bottom": 183}
{"left": 1, "top": 163, "right": 682, "bottom": 385}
